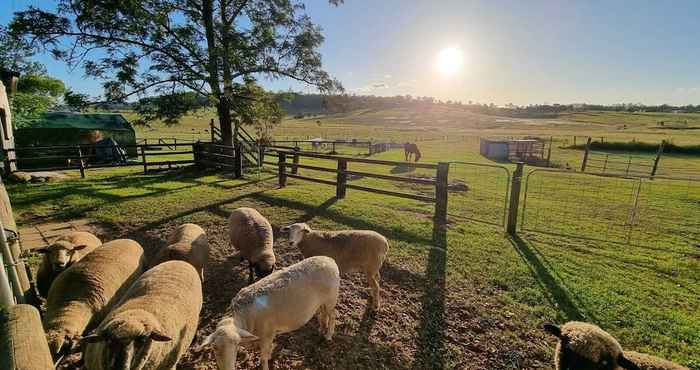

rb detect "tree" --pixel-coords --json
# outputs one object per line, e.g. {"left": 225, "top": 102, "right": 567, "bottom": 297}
{"left": 11, "top": 0, "right": 343, "bottom": 146}
{"left": 11, "top": 74, "right": 66, "bottom": 128}
{"left": 0, "top": 25, "right": 45, "bottom": 75}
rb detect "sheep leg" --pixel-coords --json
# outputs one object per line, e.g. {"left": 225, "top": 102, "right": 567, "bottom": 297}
{"left": 259, "top": 335, "right": 275, "bottom": 370}
{"left": 367, "top": 271, "right": 381, "bottom": 310}
{"left": 325, "top": 306, "right": 336, "bottom": 341}
{"left": 316, "top": 306, "right": 327, "bottom": 334}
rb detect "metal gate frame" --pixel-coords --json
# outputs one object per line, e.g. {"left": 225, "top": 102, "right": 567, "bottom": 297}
{"left": 447, "top": 161, "right": 511, "bottom": 228}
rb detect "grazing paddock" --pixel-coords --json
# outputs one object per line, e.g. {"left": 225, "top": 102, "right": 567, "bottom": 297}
{"left": 7, "top": 155, "right": 699, "bottom": 369}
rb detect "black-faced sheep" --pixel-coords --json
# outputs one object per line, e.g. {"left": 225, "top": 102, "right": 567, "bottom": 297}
{"left": 43, "top": 239, "right": 146, "bottom": 358}
{"left": 83, "top": 260, "right": 203, "bottom": 370}
{"left": 35, "top": 231, "right": 102, "bottom": 298}
{"left": 150, "top": 223, "right": 209, "bottom": 280}
{"left": 228, "top": 207, "right": 275, "bottom": 284}
{"left": 281, "top": 222, "right": 389, "bottom": 309}
{"left": 543, "top": 321, "right": 689, "bottom": 370}
{"left": 200, "top": 256, "right": 340, "bottom": 370}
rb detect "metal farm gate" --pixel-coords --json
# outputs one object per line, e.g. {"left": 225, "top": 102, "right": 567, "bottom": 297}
{"left": 520, "top": 169, "right": 700, "bottom": 250}
{"left": 447, "top": 162, "right": 511, "bottom": 227}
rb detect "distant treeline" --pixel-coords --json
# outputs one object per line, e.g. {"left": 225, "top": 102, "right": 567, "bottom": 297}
{"left": 570, "top": 140, "right": 700, "bottom": 155}
{"left": 274, "top": 93, "right": 700, "bottom": 117}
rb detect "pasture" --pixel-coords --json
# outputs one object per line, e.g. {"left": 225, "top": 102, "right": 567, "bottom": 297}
{"left": 8, "top": 108, "right": 700, "bottom": 369}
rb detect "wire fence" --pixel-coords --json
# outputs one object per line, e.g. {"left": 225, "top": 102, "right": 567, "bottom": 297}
{"left": 584, "top": 151, "right": 655, "bottom": 177}
{"left": 447, "top": 162, "right": 510, "bottom": 227}
{"left": 520, "top": 169, "right": 700, "bottom": 251}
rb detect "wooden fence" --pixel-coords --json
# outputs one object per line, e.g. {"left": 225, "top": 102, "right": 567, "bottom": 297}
{"left": 258, "top": 149, "right": 450, "bottom": 224}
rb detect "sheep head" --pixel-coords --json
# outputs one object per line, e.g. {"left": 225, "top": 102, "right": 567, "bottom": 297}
{"left": 199, "top": 318, "right": 258, "bottom": 370}
{"left": 254, "top": 254, "right": 276, "bottom": 279}
{"left": 281, "top": 223, "right": 312, "bottom": 247}
{"left": 46, "top": 328, "right": 81, "bottom": 359}
{"left": 82, "top": 310, "right": 171, "bottom": 370}
{"left": 543, "top": 322, "right": 640, "bottom": 370}
{"left": 37, "top": 241, "right": 90, "bottom": 271}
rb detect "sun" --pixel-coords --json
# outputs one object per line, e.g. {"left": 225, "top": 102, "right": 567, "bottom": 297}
{"left": 436, "top": 47, "right": 464, "bottom": 76}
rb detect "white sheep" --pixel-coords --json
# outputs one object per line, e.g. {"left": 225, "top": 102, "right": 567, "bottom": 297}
{"left": 228, "top": 207, "right": 276, "bottom": 284}
{"left": 43, "top": 239, "right": 146, "bottom": 357}
{"left": 83, "top": 260, "right": 203, "bottom": 370}
{"left": 199, "top": 256, "right": 340, "bottom": 370}
{"left": 35, "top": 231, "right": 102, "bottom": 298}
{"left": 281, "top": 222, "right": 389, "bottom": 309}
{"left": 543, "top": 321, "right": 689, "bottom": 370}
{"left": 150, "top": 223, "right": 209, "bottom": 280}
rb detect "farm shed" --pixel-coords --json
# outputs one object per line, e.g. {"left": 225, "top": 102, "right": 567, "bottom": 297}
{"left": 14, "top": 112, "right": 137, "bottom": 156}
{"left": 480, "top": 137, "right": 549, "bottom": 165}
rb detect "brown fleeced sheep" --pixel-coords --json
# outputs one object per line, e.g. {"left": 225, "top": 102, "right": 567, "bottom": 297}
{"left": 543, "top": 321, "right": 689, "bottom": 370}
{"left": 35, "top": 231, "right": 102, "bottom": 298}
{"left": 150, "top": 223, "right": 209, "bottom": 280}
{"left": 228, "top": 207, "right": 275, "bottom": 284}
{"left": 43, "top": 239, "right": 146, "bottom": 358}
{"left": 83, "top": 260, "right": 203, "bottom": 370}
{"left": 200, "top": 256, "right": 340, "bottom": 370}
{"left": 281, "top": 222, "right": 389, "bottom": 309}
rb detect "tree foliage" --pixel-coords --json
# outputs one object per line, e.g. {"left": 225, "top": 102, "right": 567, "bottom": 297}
{"left": 0, "top": 25, "right": 45, "bottom": 75}
{"left": 11, "top": 74, "right": 66, "bottom": 128}
{"left": 11, "top": 0, "right": 343, "bottom": 144}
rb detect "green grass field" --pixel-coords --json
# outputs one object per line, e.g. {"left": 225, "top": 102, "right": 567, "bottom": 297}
{"left": 8, "top": 108, "right": 700, "bottom": 369}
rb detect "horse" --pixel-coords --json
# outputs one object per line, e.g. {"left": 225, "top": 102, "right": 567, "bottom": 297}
{"left": 404, "top": 143, "right": 422, "bottom": 162}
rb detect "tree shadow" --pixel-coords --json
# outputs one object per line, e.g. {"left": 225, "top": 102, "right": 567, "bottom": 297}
{"left": 294, "top": 196, "right": 339, "bottom": 224}
{"left": 411, "top": 223, "right": 447, "bottom": 369}
{"left": 509, "top": 234, "right": 588, "bottom": 322}
{"left": 390, "top": 164, "right": 415, "bottom": 174}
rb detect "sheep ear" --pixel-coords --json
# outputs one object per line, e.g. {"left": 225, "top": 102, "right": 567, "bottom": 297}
{"left": 35, "top": 246, "right": 50, "bottom": 253}
{"left": 150, "top": 330, "right": 172, "bottom": 342}
{"left": 618, "top": 354, "right": 641, "bottom": 370}
{"left": 280, "top": 226, "right": 290, "bottom": 232}
{"left": 543, "top": 323, "right": 562, "bottom": 338}
{"left": 237, "top": 328, "right": 259, "bottom": 343}
{"left": 198, "top": 332, "right": 217, "bottom": 350}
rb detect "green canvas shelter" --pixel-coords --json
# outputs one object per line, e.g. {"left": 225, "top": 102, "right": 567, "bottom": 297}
{"left": 14, "top": 112, "right": 137, "bottom": 156}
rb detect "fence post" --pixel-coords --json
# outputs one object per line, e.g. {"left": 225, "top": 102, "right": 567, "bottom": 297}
{"left": 546, "top": 136, "right": 553, "bottom": 167}
{"left": 140, "top": 146, "right": 147, "bottom": 174}
{"left": 210, "top": 119, "right": 215, "bottom": 142}
{"left": 507, "top": 162, "right": 525, "bottom": 235}
{"left": 278, "top": 152, "right": 287, "bottom": 187}
{"left": 336, "top": 159, "right": 347, "bottom": 199}
{"left": 434, "top": 162, "right": 449, "bottom": 225}
{"left": 77, "top": 147, "right": 85, "bottom": 178}
{"left": 650, "top": 140, "right": 665, "bottom": 178}
{"left": 292, "top": 148, "right": 299, "bottom": 174}
{"left": 580, "top": 137, "right": 592, "bottom": 172}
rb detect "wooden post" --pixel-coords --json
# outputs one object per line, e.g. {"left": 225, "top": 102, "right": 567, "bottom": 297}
{"left": 336, "top": 159, "right": 347, "bottom": 199}
{"left": 626, "top": 157, "right": 631, "bottom": 176}
{"left": 651, "top": 140, "right": 665, "bottom": 178}
{"left": 434, "top": 162, "right": 449, "bottom": 225}
{"left": 292, "top": 149, "right": 300, "bottom": 174}
{"left": 602, "top": 154, "right": 608, "bottom": 173}
{"left": 580, "top": 137, "right": 592, "bottom": 172}
{"left": 278, "top": 152, "right": 287, "bottom": 187}
{"left": 368, "top": 142, "right": 373, "bottom": 155}
{"left": 507, "top": 162, "right": 525, "bottom": 235}
{"left": 0, "top": 305, "right": 55, "bottom": 368}
{"left": 192, "top": 143, "right": 200, "bottom": 168}
{"left": 234, "top": 143, "right": 243, "bottom": 178}
{"left": 546, "top": 136, "right": 553, "bottom": 167}
{"left": 573, "top": 136, "right": 577, "bottom": 146}
{"left": 141, "top": 146, "right": 147, "bottom": 174}
{"left": 210, "top": 119, "right": 215, "bottom": 142}
{"left": 331, "top": 142, "right": 336, "bottom": 154}
{"left": 77, "top": 147, "right": 85, "bottom": 178}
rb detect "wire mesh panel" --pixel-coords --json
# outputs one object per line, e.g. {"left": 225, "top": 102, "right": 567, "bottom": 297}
{"left": 521, "top": 169, "right": 700, "bottom": 250}
{"left": 585, "top": 151, "right": 654, "bottom": 177}
{"left": 447, "top": 162, "right": 510, "bottom": 227}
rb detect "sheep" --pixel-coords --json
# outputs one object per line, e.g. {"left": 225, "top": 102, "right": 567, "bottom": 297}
{"left": 228, "top": 207, "right": 276, "bottom": 284}
{"left": 199, "top": 256, "right": 340, "bottom": 370}
{"left": 281, "top": 222, "right": 389, "bottom": 309}
{"left": 543, "top": 321, "right": 689, "bottom": 370}
{"left": 150, "top": 223, "right": 209, "bottom": 280}
{"left": 82, "top": 260, "right": 203, "bottom": 370}
{"left": 35, "top": 231, "right": 102, "bottom": 298}
{"left": 43, "top": 239, "right": 146, "bottom": 358}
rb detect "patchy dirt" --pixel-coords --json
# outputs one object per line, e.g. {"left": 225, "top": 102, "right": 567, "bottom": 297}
{"left": 50, "top": 216, "right": 552, "bottom": 370}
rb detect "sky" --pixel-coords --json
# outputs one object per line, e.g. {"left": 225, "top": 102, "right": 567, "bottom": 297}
{"left": 3, "top": 0, "right": 700, "bottom": 106}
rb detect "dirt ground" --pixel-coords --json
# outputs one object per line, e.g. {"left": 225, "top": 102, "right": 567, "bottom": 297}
{"left": 48, "top": 216, "right": 552, "bottom": 370}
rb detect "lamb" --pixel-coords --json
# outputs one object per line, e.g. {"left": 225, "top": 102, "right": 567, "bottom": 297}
{"left": 150, "top": 223, "right": 209, "bottom": 280}
{"left": 281, "top": 222, "right": 389, "bottom": 309}
{"left": 83, "top": 260, "right": 203, "bottom": 370}
{"left": 228, "top": 207, "right": 276, "bottom": 284}
{"left": 35, "top": 231, "right": 102, "bottom": 298}
{"left": 543, "top": 321, "right": 689, "bottom": 370}
{"left": 43, "top": 239, "right": 146, "bottom": 358}
{"left": 199, "top": 256, "right": 340, "bottom": 370}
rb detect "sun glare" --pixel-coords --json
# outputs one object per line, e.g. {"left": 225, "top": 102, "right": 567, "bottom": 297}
{"left": 436, "top": 47, "right": 463, "bottom": 76}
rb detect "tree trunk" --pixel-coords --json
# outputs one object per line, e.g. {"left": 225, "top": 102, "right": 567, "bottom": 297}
{"left": 217, "top": 99, "right": 234, "bottom": 147}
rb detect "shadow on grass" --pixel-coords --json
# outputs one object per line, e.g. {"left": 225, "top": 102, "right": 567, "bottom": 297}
{"left": 411, "top": 223, "right": 447, "bottom": 369}
{"left": 509, "top": 234, "right": 588, "bottom": 322}
{"left": 390, "top": 164, "right": 415, "bottom": 174}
